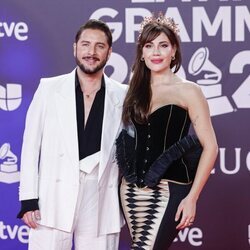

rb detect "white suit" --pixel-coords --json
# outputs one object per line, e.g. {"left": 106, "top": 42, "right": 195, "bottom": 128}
{"left": 19, "top": 70, "right": 127, "bottom": 236}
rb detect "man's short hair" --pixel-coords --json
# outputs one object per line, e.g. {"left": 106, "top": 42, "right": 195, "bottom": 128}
{"left": 75, "top": 19, "right": 112, "bottom": 47}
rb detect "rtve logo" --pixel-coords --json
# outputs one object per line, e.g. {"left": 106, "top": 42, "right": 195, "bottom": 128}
{"left": 0, "top": 22, "right": 28, "bottom": 41}
{"left": 0, "top": 83, "right": 22, "bottom": 111}
{"left": 174, "top": 227, "right": 203, "bottom": 246}
{"left": 0, "top": 221, "right": 29, "bottom": 243}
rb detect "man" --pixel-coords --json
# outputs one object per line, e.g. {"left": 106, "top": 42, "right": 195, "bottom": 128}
{"left": 17, "top": 19, "right": 127, "bottom": 249}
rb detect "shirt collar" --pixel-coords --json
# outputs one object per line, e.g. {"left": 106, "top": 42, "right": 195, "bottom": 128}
{"left": 75, "top": 70, "right": 105, "bottom": 91}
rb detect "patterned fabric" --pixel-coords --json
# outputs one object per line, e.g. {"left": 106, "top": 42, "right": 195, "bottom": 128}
{"left": 120, "top": 178, "right": 170, "bottom": 250}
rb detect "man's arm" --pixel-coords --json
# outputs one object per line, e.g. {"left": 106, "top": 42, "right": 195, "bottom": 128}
{"left": 18, "top": 80, "right": 47, "bottom": 227}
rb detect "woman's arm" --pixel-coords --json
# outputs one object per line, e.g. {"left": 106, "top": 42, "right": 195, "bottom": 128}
{"left": 175, "top": 83, "right": 218, "bottom": 229}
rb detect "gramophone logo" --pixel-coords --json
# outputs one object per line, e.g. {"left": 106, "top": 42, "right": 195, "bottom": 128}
{"left": 0, "top": 83, "right": 22, "bottom": 111}
{"left": 188, "top": 47, "right": 234, "bottom": 116}
{"left": 0, "top": 143, "right": 20, "bottom": 184}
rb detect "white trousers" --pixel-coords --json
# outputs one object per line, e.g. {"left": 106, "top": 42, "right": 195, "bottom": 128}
{"left": 28, "top": 169, "right": 119, "bottom": 250}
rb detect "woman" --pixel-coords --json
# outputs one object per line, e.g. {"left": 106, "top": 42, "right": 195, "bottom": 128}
{"left": 117, "top": 14, "right": 218, "bottom": 249}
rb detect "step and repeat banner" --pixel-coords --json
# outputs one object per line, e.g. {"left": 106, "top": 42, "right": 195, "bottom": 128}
{"left": 0, "top": 0, "right": 249, "bottom": 249}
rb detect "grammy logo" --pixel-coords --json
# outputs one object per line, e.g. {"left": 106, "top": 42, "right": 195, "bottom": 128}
{"left": 188, "top": 47, "right": 233, "bottom": 116}
{"left": 0, "top": 143, "right": 19, "bottom": 184}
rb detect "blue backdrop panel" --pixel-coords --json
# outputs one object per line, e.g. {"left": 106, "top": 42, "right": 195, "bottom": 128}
{"left": 0, "top": 0, "right": 249, "bottom": 249}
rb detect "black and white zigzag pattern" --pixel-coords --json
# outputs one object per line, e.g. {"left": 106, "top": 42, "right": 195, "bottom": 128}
{"left": 120, "top": 179, "right": 170, "bottom": 250}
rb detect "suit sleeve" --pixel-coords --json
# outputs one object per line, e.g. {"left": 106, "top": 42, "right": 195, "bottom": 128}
{"left": 17, "top": 199, "right": 39, "bottom": 218}
{"left": 19, "top": 80, "right": 47, "bottom": 201}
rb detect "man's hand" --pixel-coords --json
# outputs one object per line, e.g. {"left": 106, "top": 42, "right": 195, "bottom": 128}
{"left": 22, "top": 210, "right": 41, "bottom": 229}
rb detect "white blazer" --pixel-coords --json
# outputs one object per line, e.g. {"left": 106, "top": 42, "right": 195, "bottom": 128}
{"left": 19, "top": 69, "right": 127, "bottom": 234}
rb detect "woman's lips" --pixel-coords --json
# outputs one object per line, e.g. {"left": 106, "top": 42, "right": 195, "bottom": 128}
{"left": 151, "top": 59, "right": 163, "bottom": 64}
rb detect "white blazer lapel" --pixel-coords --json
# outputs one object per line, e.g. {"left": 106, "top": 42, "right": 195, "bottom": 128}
{"left": 55, "top": 70, "right": 79, "bottom": 167}
{"left": 98, "top": 76, "right": 124, "bottom": 181}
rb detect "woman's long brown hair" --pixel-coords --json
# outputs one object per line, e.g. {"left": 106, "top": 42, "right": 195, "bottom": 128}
{"left": 122, "top": 20, "right": 182, "bottom": 125}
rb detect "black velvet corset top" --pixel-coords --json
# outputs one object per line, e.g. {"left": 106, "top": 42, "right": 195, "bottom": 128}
{"left": 132, "top": 104, "right": 191, "bottom": 185}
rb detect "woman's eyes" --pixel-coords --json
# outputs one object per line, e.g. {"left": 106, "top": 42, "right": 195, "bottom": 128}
{"left": 144, "top": 43, "right": 169, "bottom": 49}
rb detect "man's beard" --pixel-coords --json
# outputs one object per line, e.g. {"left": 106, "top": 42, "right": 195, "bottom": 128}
{"left": 75, "top": 53, "right": 109, "bottom": 75}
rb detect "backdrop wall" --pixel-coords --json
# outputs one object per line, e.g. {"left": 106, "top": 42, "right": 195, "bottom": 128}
{"left": 0, "top": 0, "right": 249, "bottom": 249}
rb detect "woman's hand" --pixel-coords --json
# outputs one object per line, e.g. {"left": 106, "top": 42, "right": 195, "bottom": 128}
{"left": 175, "top": 196, "right": 196, "bottom": 230}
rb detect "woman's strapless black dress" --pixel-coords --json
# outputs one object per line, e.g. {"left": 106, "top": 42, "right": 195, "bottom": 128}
{"left": 119, "top": 104, "right": 194, "bottom": 250}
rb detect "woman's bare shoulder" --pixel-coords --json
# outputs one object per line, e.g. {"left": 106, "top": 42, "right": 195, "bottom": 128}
{"left": 174, "top": 76, "right": 201, "bottom": 94}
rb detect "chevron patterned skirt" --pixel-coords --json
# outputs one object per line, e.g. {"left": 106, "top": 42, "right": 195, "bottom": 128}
{"left": 120, "top": 178, "right": 192, "bottom": 250}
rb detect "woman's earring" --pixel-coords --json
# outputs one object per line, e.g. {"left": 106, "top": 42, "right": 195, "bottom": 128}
{"left": 141, "top": 57, "right": 145, "bottom": 61}
{"left": 171, "top": 56, "right": 175, "bottom": 61}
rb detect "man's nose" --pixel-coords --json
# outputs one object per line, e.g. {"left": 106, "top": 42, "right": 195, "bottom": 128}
{"left": 87, "top": 44, "right": 96, "bottom": 55}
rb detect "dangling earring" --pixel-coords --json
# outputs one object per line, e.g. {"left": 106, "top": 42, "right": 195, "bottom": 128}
{"left": 171, "top": 56, "right": 175, "bottom": 61}
{"left": 141, "top": 57, "right": 144, "bottom": 61}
